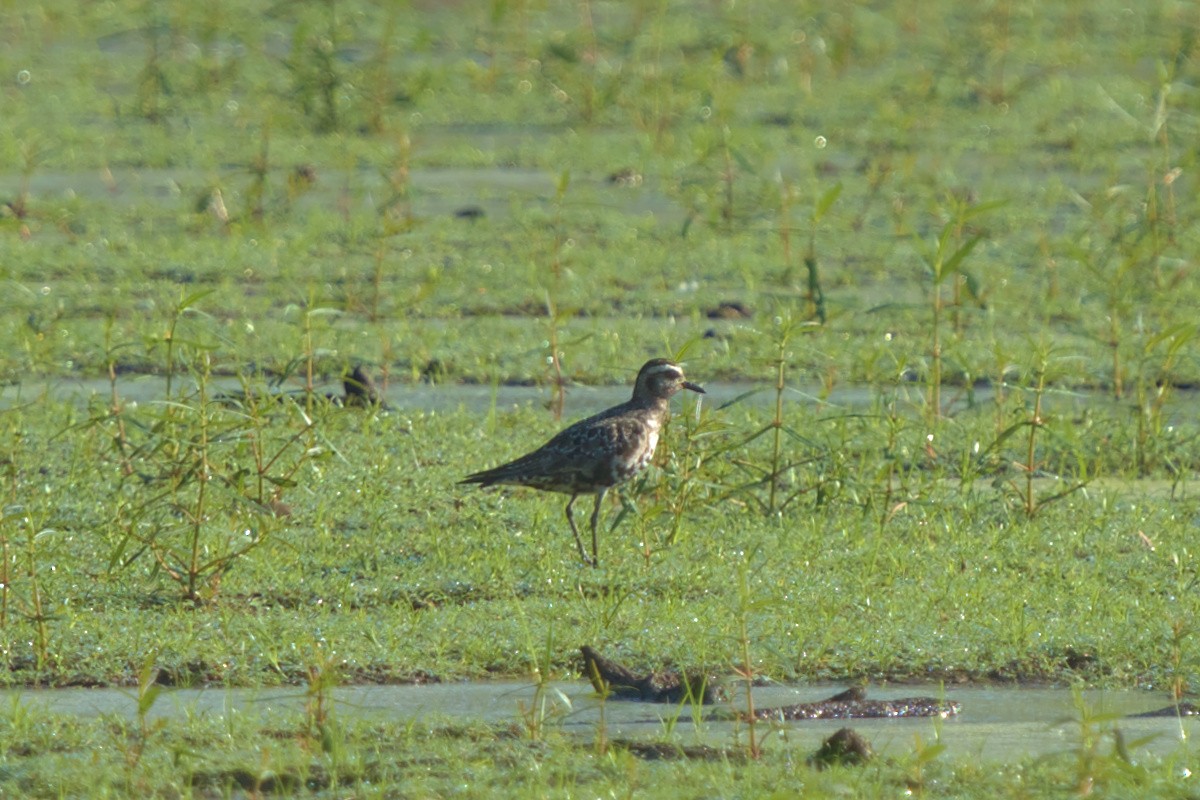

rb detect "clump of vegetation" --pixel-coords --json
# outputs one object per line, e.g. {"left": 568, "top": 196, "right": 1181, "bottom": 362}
{"left": 0, "top": 0, "right": 1199, "bottom": 795}
{"left": 81, "top": 292, "right": 328, "bottom": 604}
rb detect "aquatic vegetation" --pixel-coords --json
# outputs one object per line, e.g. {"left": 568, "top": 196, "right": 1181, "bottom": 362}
{"left": 1, "top": 0, "right": 1199, "bottom": 795}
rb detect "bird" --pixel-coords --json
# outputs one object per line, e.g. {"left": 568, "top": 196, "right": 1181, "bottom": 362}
{"left": 460, "top": 359, "right": 705, "bottom": 567}
{"left": 341, "top": 364, "right": 389, "bottom": 409}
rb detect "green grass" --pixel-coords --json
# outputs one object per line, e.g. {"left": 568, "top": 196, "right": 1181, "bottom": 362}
{"left": 2, "top": 0, "right": 1199, "bottom": 795}
{"left": 0, "top": 707, "right": 1194, "bottom": 799}
{"left": 6, "top": 394, "right": 1194, "bottom": 687}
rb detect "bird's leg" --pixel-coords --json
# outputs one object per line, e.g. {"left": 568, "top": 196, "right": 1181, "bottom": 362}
{"left": 565, "top": 494, "right": 594, "bottom": 567}
{"left": 588, "top": 489, "right": 606, "bottom": 569}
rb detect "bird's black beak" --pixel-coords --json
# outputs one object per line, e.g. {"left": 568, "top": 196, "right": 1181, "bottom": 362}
{"left": 683, "top": 380, "right": 705, "bottom": 394}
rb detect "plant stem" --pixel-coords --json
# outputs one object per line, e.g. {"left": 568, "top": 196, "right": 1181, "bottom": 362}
{"left": 930, "top": 274, "right": 942, "bottom": 426}
{"left": 734, "top": 560, "right": 760, "bottom": 759}
{"left": 769, "top": 340, "right": 786, "bottom": 515}
{"left": 1023, "top": 367, "right": 1046, "bottom": 517}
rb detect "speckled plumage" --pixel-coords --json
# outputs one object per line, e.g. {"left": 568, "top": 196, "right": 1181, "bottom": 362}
{"left": 461, "top": 359, "right": 705, "bottom": 566}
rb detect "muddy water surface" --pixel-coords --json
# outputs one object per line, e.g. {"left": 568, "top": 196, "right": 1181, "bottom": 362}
{"left": 9, "top": 682, "right": 1195, "bottom": 763}
{"left": 1, "top": 374, "right": 1161, "bottom": 416}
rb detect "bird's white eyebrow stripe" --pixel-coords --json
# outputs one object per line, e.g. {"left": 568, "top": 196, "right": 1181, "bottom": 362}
{"left": 644, "top": 364, "right": 683, "bottom": 377}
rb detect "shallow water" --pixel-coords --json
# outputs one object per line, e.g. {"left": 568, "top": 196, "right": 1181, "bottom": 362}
{"left": 0, "top": 374, "right": 865, "bottom": 414}
{"left": 8, "top": 682, "right": 1195, "bottom": 763}
{"left": 0, "top": 373, "right": 1166, "bottom": 417}
{"left": 0, "top": 164, "right": 680, "bottom": 222}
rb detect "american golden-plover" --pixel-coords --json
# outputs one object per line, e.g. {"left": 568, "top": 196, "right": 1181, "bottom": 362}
{"left": 460, "top": 359, "right": 705, "bottom": 567}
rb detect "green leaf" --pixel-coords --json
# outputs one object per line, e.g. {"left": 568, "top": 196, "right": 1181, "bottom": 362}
{"left": 959, "top": 198, "right": 1009, "bottom": 221}
{"left": 937, "top": 234, "right": 983, "bottom": 283}
{"left": 730, "top": 146, "right": 756, "bottom": 173}
{"left": 716, "top": 389, "right": 765, "bottom": 411}
{"left": 813, "top": 182, "right": 843, "bottom": 221}
{"left": 176, "top": 288, "right": 216, "bottom": 313}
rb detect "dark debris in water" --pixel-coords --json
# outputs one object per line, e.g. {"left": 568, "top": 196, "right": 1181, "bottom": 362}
{"left": 579, "top": 647, "right": 958, "bottom": 719}
{"left": 808, "top": 727, "right": 874, "bottom": 769}
{"left": 453, "top": 205, "right": 485, "bottom": 220}
{"left": 749, "top": 686, "right": 959, "bottom": 720}
{"left": 190, "top": 767, "right": 305, "bottom": 795}
{"left": 580, "top": 645, "right": 724, "bottom": 705}
{"left": 606, "top": 168, "right": 643, "bottom": 187}
{"left": 342, "top": 364, "right": 389, "bottom": 409}
{"left": 1128, "top": 701, "right": 1200, "bottom": 718}
{"left": 705, "top": 301, "right": 753, "bottom": 320}
{"left": 212, "top": 364, "right": 391, "bottom": 411}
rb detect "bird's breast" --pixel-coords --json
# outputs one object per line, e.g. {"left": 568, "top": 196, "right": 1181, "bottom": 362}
{"left": 643, "top": 424, "right": 660, "bottom": 460}
{"left": 629, "top": 419, "right": 660, "bottom": 473}
{"left": 606, "top": 414, "right": 664, "bottom": 484}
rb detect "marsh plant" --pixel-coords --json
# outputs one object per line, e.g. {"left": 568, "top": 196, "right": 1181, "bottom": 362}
{"left": 675, "top": 117, "right": 751, "bottom": 235}
{"left": 653, "top": 378, "right": 724, "bottom": 550}
{"left": 942, "top": 194, "right": 1004, "bottom": 336}
{"left": 800, "top": 181, "right": 841, "bottom": 324}
{"left": 2, "top": 0, "right": 1200, "bottom": 794}
{"left": 1130, "top": 322, "right": 1197, "bottom": 477}
{"left": 916, "top": 217, "right": 984, "bottom": 426}
{"left": 607, "top": 341, "right": 724, "bottom": 557}
{"left": 0, "top": 505, "right": 59, "bottom": 677}
{"left": 115, "top": 650, "right": 167, "bottom": 787}
{"left": 1059, "top": 687, "right": 1154, "bottom": 796}
{"left": 721, "top": 315, "right": 818, "bottom": 516}
{"left": 1163, "top": 617, "right": 1191, "bottom": 705}
{"left": 773, "top": 175, "right": 838, "bottom": 323}
{"left": 361, "top": 10, "right": 401, "bottom": 135}
{"left": 286, "top": 13, "right": 343, "bottom": 133}
{"left": 103, "top": 357, "right": 277, "bottom": 602}
{"left": 904, "top": 729, "right": 949, "bottom": 796}
{"left": 731, "top": 553, "right": 765, "bottom": 759}
{"left": 543, "top": 170, "right": 576, "bottom": 420}
{"left": 515, "top": 617, "right": 571, "bottom": 743}
{"left": 578, "top": 581, "right": 636, "bottom": 632}
{"left": 134, "top": 15, "right": 172, "bottom": 123}
{"left": 374, "top": 133, "right": 415, "bottom": 234}
{"left": 984, "top": 349, "right": 1089, "bottom": 518}
{"left": 5, "top": 139, "right": 40, "bottom": 230}
{"left": 1069, "top": 162, "right": 1184, "bottom": 402}
{"left": 245, "top": 124, "right": 271, "bottom": 223}
{"left": 101, "top": 317, "right": 137, "bottom": 477}
{"left": 583, "top": 655, "right": 612, "bottom": 755}
{"left": 285, "top": 298, "right": 345, "bottom": 416}
{"left": 303, "top": 642, "right": 345, "bottom": 760}
{"left": 89, "top": 297, "right": 324, "bottom": 603}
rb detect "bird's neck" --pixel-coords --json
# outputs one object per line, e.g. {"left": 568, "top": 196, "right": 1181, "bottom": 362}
{"left": 629, "top": 395, "right": 671, "bottom": 416}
